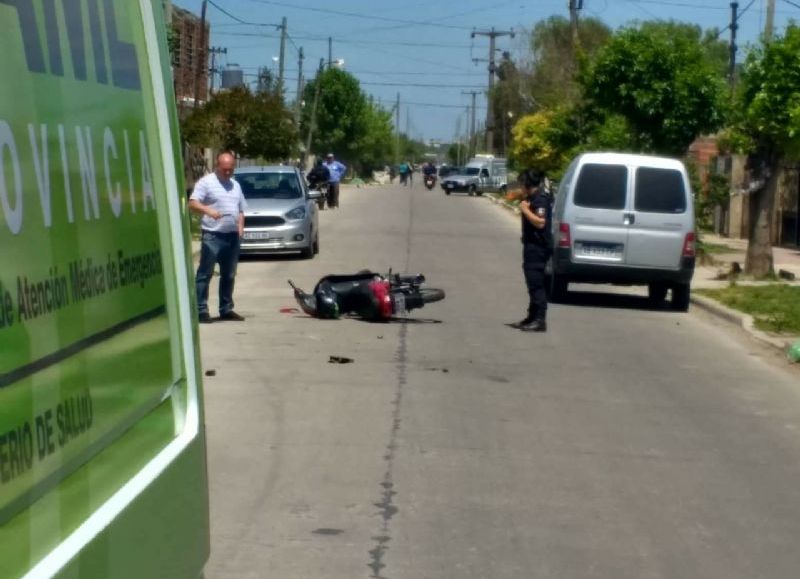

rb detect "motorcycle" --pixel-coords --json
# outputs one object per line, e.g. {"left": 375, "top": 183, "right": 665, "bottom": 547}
{"left": 288, "top": 270, "right": 445, "bottom": 321}
{"left": 424, "top": 174, "right": 437, "bottom": 190}
{"left": 310, "top": 181, "right": 328, "bottom": 210}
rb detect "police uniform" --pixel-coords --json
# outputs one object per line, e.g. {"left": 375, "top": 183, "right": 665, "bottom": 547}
{"left": 520, "top": 189, "right": 552, "bottom": 328}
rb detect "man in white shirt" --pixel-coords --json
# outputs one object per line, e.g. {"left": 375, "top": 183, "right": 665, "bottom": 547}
{"left": 188, "top": 152, "right": 247, "bottom": 323}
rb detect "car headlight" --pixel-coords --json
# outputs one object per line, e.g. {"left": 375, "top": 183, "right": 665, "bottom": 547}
{"left": 285, "top": 206, "right": 306, "bottom": 220}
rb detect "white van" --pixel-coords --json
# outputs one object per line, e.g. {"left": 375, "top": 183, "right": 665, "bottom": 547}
{"left": 549, "top": 152, "right": 696, "bottom": 310}
{"left": 441, "top": 155, "right": 508, "bottom": 196}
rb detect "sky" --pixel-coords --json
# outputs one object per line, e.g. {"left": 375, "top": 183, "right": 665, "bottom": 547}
{"left": 172, "top": 0, "right": 798, "bottom": 143}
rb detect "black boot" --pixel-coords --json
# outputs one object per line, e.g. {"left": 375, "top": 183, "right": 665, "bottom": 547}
{"left": 508, "top": 316, "right": 533, "bottom": 329}
{"left": 520, "top": 319, "right": 547, "bottom": 332}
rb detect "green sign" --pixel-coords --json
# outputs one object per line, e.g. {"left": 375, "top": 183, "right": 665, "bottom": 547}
{"left": 0, "top": 0, "right": 176, "bottom": 520}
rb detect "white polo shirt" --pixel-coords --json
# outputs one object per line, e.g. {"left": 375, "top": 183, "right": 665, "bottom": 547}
{"left": 190, "top": 172, "right": 247, "bottom": 233}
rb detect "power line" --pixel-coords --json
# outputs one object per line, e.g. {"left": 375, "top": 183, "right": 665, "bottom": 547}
{"left": 626, "top": 0, "right": 728, "bottom": 8}
{"left": 782, "top": 0, "right": 800, "bottom": 9}
{"left": 211, "top": 29, "right": 473, "bottom": 49}
{"left": 244, "top": 0, "right": 476, "bottom": 30}
{"left": 206, "top": 0, "right": 280, "bottom": 27}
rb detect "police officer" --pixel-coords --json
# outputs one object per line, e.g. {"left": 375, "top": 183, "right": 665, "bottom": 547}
{"left": 509, "top": 169, "right": 552, "bottom": 332}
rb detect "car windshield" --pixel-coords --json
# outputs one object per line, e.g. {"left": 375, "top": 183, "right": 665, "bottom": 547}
{"left": 465, "top": 167, "right": 481, "bottom": 176}
{"left": 236, "top": 172, "right": 302, "bottom": 200}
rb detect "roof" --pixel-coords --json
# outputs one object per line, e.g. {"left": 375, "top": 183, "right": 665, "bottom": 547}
{"left": 234, "top": 165, "right": 298, "bottom": 174}
{"left": 578, "top": 152, "right": 685, "bottom": 170}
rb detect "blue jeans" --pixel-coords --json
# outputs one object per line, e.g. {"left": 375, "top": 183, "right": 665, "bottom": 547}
{"left": 196, "top": 231, "right": 240, "bottom": 316}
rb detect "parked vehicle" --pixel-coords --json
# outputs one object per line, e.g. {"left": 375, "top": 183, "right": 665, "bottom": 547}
{"left": 440, "top": 155, "right": 508, "bottom": 196}
{"left": 548, "top": 152, "right": 696, "bottom": 310}
{"left": 236, "top": 166, "right": 322, "bottom": 258}
{"left": 289, "top": 270, "right": 446, "bottom": 321}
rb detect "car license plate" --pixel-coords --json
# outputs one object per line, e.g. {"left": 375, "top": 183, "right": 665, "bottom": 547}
{"left": 446, "top": 183, "right": 454, "bottom": 189}
{"left": 244, "top": 231, "right": 270, "bottom": 240}
{"left": 576, "top": 242, "right": 622, "bottom": 259}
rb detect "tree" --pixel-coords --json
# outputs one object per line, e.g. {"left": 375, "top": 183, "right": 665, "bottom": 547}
{"left": 528, "top": 16, "right": 612, "bottom": 108}
{"left": 181, "top": 85, "right": 297, "bottom": 161}
{"left": 302, "top": 68, "right": 368, "bottom": 164}
{"left": 580, "top": 21, "right": 728, "bottom": 155}
{"left": 510, "top": 110, "right": 573, "bottom": 177}
{"left": 729, "top": 25, "right": 800, "bottom": 276}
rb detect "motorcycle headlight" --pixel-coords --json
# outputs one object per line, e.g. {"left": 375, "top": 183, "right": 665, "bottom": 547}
{"left": 285, "top": 206, "right": 306, "bottom": 220}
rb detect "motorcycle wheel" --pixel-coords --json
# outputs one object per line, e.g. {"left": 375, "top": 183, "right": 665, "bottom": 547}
{"left": 418, "top": 288, "right": 445, "bottom": 303}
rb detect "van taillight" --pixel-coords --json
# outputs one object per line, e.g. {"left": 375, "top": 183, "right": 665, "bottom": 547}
{"left": 682, "top": 232, "right": 696, "bottom": 257}
{"left": 558, "top": 223, "right": 571, "bottom": 248}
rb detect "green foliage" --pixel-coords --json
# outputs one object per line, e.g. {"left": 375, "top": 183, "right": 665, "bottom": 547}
{"left": 737, "top": 25, "right": 800, "bottom": 158}
{"left": 580, "top": 21, "right": 727, "bottom": 155}
{"left": 528, "top": 16, "right": 612, "bottom": 109}
{"left": 698, "top": 285, "right": 800, "bottom": 333}
{"left": 302, "top": 68, "right": 397, "bottom": 175}
{"left": 181, "top": 86, "right": 297, "bottom": 161}
{"left": 510, "top": 110, "right": 572, "bottom": 176}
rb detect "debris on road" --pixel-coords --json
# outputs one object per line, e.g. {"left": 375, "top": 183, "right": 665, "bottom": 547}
{"left": 205, "top": 369, "right": 216, "bottom": 377}
{"left": 329, "top": 355, "right": 354, "bottom": 364}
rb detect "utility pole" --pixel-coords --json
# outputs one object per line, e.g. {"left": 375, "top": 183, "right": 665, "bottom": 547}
{"left": 395, "top": 92, "right": 401, "bottom": 165}
{"left": 728, "top": 2, "right": 738, "bottom": 89}
{"left": 295, "top": 46, "right": 304, "bottom": 119}
{"left": 462, "top": 90, "right": 480, "bottom": 158}
{"left": 471, "top": 27, "right": 514, "bottom": 154}
{"left": 765, "top": 0, "right": 776, "bottom": 41}
{"left": 305, "top": 58, "right": 325, "bottom": 166}
{"left": 328, "top": 37, "right": 333, "bottom": 69}
{"left": 278, "top": 16, "right": 287, "bottom": 92}
{"left": 568, "top": 0, "right": 584, "bottom": 46}
{"left": 193, "top": 0, "right": 208, "bottom": 108}
{"left": 208, "top": 47, "right": 227, "bottom": 94}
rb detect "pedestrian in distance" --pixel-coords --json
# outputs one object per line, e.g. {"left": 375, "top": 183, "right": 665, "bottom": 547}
{"left": 407, "top": 161, "right": 415, "bottom": 187}
{"left": 324, "top": 152, "right": 347, "bottom": 208}
{"left": 507, "top": 168, "right": 552, "bottom": 332}
{"left": 398, "top": 161, "right": 409, "bottom": 186}
{"left": 189, "top": 152, "right": 247, "bottom": 323}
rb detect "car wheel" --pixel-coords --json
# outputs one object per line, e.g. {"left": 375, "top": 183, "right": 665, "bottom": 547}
{"left": 445, "top": 189, "right": 451, "bottom": 195}
{"left": 671, "top": 283, "right": 690, "bottom": 311}
{"left": 299, "top": 242, "right": 313, "bottom": 259}
{"left": 313, "top": 234, "right": 319, "bottom": 255}
{"left": 648, "top": 282, "right": 668, "bottom": 305}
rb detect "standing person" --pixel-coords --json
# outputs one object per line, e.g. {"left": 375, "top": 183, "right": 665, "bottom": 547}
{"left": 398, "top": 161, "right": 409, "bottom": 185}
{"left": 407, "top": 161, "right": 415, "bottom": 187}
{"left": 508, "top": 169, "right": 552, "bottom": 332}
{"left": 324, "top": 153, "right": 347, "bottom": 208}
{"left": 189, "top": 152, "right": 247, "bottom": 323}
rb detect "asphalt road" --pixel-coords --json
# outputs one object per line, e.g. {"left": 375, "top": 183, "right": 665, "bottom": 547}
{"left": 201, "top": 182, "right": 800, "bottom": 579}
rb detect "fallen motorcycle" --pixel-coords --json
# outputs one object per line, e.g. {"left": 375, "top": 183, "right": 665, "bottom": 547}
{"left": 288, "top": 270, "right": 445, "bottom": 320}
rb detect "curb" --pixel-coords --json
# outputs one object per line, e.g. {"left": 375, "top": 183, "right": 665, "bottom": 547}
{"left": 690, "top": 294, "right": 794, "bottom": 353}
{"left": 487, "top": 192, "right": 796, "bottom": 357}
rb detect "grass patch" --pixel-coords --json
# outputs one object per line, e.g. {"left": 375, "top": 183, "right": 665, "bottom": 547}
{"left": 696, "top": 240, "right": 736, "bottom": 255}
{"left": 698, "top": 284, "right": 800, "bottom": 333}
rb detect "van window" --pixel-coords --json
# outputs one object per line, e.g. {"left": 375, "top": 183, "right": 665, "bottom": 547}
{"left": 635, "top": 168, "right": 687, "bottom": 213}
{"left": 573, "top": 164, "right": 627, "bottom": 209}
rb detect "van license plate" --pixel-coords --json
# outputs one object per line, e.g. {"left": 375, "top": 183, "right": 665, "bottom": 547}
{"left": 244, "top": 231, "right": 270, "bottom": 240}
{"left": 576, "top": 242, "right": 622, "bottom": 259}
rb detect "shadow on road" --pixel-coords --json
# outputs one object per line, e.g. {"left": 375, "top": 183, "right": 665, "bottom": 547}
{"left": 239, "top": 252, "right": 304, "bottom": 263}
{"left": 556, "top": 289, "right": 676, "bottom": 313}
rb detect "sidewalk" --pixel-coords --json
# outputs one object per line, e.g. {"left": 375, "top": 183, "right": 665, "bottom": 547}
{"left": 689, "top": 232, "right": 800, "bottom": 353}
{"left": 693, "top": 232, "right": 800, "bottom": 290}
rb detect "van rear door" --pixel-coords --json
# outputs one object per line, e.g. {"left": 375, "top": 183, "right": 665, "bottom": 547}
{"left": 568, "top": 163, "right": 630, "bottom": 265}
{"left": 625, "top": 166, "right": 690, "bottom": 269}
